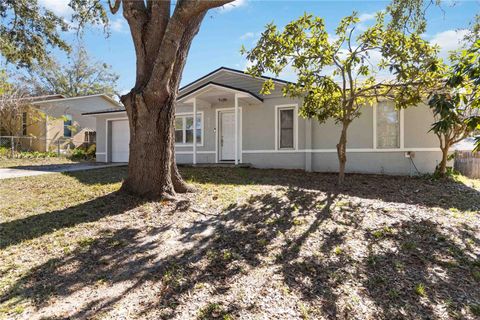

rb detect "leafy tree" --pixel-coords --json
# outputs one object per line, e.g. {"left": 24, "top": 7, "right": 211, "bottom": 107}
{"left": 0, "top": 0, "right": 233, "bottom": 199}
{"left": 0, "top": 80, "right": 43, "bottom": 137}
{"left": 429, "top": 40, "right": 480, "bottom": 176}
{"left": 0, "top": 0, "right": 448, "bottom": 198}
{"left": 243, "top": 12, "right": 442, "bottom": 184}
{"left": 27, "top": 45, "right": 119, "bottom": 97}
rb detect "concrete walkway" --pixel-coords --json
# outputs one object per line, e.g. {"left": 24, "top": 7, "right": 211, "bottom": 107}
{"left": 0, "top": 163, "right": 126, "bottom": 180}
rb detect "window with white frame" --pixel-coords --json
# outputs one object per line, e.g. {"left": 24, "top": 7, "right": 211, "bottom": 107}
{"left": 376, "top": 103, "right": 400, "bottom": 148}
{"left": 175, "top": 113, "right": 202, "bottom": 145}
{"left": 277, "top": 106, "right": 295, "bottom": 149}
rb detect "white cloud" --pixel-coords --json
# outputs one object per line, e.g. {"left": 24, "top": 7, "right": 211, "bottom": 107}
{"left": 358, "top": 12, "right": 376, "bottom": 23}
{"left": 429, "top": 29, "right": 469, "bottom": 60}
{"left": 110, "top": 18, "right": 128, "bottom": 34}
{"left": 240, "top": 31, "right": 255, "bottom": 40}
{"left": 220, "top": 0, "right": 247, "bottom": 12}
{"left": 39, "top": 0, "right": 73, "bottom": 17}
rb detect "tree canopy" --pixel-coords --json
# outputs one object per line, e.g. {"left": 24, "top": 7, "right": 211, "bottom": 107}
{"left": 429, "top": 39, "right": 480, "bottom": 175}
{"left": 26, "top": 45, "right": 119, "bottom": 97}
{"left": 243, "top": 12, "right": 443, "bottom": 183}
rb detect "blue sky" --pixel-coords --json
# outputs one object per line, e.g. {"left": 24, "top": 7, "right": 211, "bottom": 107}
{"left": 40, "top": 0, "right": 479, "bottom": 94}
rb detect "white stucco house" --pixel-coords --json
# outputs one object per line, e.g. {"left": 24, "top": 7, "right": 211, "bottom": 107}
{"left": 83, "top": 67, "right": 443, "bottom": 175}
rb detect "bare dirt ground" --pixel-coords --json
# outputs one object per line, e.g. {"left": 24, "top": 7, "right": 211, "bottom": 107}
{"left": 0, "top": 167, "right": 479, "bottom": 319}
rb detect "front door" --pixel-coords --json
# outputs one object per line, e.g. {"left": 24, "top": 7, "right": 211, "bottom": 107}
{"left": 220, "top": 111, "right": 235, "bottom": 161}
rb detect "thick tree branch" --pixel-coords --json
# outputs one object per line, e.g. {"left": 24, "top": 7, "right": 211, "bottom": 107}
{"left": 108, "top": 0, "right": 121, "bottom": 14}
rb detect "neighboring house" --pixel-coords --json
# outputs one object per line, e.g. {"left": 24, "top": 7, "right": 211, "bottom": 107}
{"left": 15, "top": 94, "right": 121, "bottom": 152}
{"left": 84, "top": 67, "right": 442, "bottom": 175}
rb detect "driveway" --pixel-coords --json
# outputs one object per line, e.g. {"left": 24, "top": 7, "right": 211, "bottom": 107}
{"left": 0, "top": 163, "right": 126, "bottom": 180}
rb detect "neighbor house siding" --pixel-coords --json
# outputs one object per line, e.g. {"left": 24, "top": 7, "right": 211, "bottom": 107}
{"left": 27, "top": 96, "right": 120, "bottom": 152}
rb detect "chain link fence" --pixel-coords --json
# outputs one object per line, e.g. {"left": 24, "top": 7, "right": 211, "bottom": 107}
{"left": 0, "top": 136, "right": 95, "bottom": 158}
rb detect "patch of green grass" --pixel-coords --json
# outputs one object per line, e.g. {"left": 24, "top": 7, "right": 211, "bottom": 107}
{"left": 197, "top": 302, "right": 233, "bottom": 320}
{"left": 402, "top": 241, "right": 417, "bottom": 251}
{"left": 414, "top": 283, "right": 427, "bottom": 297}
{"left": 77, "top": 237, "right": 95, "bottom": 248}
{"left": 371, "top": 226, "right": 394, "bottom": 239}
{"left": 472, "top": 269, "right": 480, "bottom": 282}
{"left": 298, "top": 302, "right": 310, "bottom": 319}
{"left": 470, "top": 303, "right": 480, "bottom": 316}
{"left": 333, "top": 246, "right": 343, "bottom": 255}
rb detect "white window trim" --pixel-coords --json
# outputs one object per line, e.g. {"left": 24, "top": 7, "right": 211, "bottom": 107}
{"left": 373, "top": 103, "right": 404, "bottom": 150}
{"left": 175, "top": 111, "right": 204, "bottom": 147}
{"left": 275, "top": 104, "right": 298, "bottom": 150}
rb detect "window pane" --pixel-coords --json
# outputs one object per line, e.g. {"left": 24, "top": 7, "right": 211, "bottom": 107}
{"left": 175, "top": 118, "right": 183, "bottom": 130}
{"left": 279, "top": 109, "right": 294, "bottom": 149}
{"left": 280, "top": 109, "right": 294, "bottom": 129}
{"left": 280, "top": 128, "right": 294, "bottom": 148}
{"left": 196, "top": 129, "right": 201, "bottom": 143}
{"left": 64, "top": 114, "right": 72, "bottom": 126}
{"left": 185, "top": 129, "right": 193, "bottom": 143}
{"left": 64, "top": 127, "right": 72, "bottom": 137}
{"left": 377, "top": 103, "right": 399, "bottom": 148}
{"left": 185, "top": 117, "right": 193, "bottom": 130}
{"left": 176, "top": 115, "right": 202, "bottom": 144}
{"left": 175, "top": 130, "right": 183, "bottom": 143}
{"left": 196, "top": 115, "right": 201, "bottom": 128}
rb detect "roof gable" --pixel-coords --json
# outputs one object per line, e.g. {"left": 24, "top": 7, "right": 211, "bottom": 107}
{"left": 179, "top": 67, "right": 292, "bottom": 98}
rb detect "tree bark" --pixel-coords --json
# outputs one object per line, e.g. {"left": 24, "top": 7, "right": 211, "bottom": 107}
{"left": 117, "top": 0, "right": 233, "bottom": 199}
{"left": 336, "top": 122, "right": 349, "bottom": 185}
{"left": 120, "top": 92, "right": 176, "bottom": 199}
{"left": 437, "top": 143, "right": 451, "bottom": 177}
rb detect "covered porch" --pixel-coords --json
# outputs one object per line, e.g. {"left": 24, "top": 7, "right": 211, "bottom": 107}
{"left": 176, "top": 82, "right": 262, "bottom": 165}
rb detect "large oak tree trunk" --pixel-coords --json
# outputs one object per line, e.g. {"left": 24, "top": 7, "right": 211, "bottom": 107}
{"left": 116, "top": 0, "right": 233, "bottom": 199}
{"left": 121, "top": 93, "right": 176, "bottom": 199}
{"left": 337, "top": 122, "right": 349, "bottom": 185}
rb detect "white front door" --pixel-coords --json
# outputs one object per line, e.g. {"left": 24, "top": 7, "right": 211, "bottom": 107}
{"left": 111, "top": 120, "right": 130, "bottom": 162}
{"left": 220, "top": 111, "right": 235, "bottom": 161}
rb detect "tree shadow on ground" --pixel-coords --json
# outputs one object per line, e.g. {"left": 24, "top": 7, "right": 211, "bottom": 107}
{"left": 1, "top": 167, "right": 479, "bottom": 318}
{"left": 0, "top": 187, "right": 338, "bottom": 318}
{"left": 61, "top": 166, "right": 127, "bottom": 185}
{"left": 0, "top": 190, "right": 142, "bottom": 249}
{"left": 362, "top": 219, "right": 480, "bottom": 318}
{"left": 183, "top": 167, "right": 480, "bottom": 211}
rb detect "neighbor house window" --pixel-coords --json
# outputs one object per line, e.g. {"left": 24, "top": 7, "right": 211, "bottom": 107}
{"left": 277, "top": 107, "right": 295, "bottom": 149}
{"left": 22, "top": 112, "right": 27, "bottom": 136}
{"left": 376, "top": 103, "right": 400, "bottom": 148}
{"left": 84, "top": 131, "right": 96, "bottom": 143}
{"left": 63, "top": 114, "right": 72, "bottom": 138}
{"left": 175, "top": 113, "right": 202, "bottom": 145}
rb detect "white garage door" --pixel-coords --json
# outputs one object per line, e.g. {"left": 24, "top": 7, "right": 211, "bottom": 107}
{"left": 111, "top": 120, "right": 130, "bottom": 162}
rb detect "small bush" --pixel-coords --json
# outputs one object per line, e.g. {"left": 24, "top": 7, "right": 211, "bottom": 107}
{"left": 68, "top": 144, "right": 96, "bottom": 161}
{"left": 0, "top": 149, "right": 59, "bottom": 159}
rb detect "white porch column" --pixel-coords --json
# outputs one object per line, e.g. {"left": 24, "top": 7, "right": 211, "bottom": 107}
{"left": 193, "top": 97, "right": 197, "bottom": 165}
{"left": 234, "top": 93, "right": 239, "bottom": 165}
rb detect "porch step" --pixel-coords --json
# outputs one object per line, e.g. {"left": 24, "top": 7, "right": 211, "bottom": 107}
{"left": 178, "top": 163, "right": 252, "bottom": 168}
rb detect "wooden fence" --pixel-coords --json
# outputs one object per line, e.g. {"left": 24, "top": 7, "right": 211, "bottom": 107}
{"left": 454, "top": 151, "right": 480, "bottom": 179}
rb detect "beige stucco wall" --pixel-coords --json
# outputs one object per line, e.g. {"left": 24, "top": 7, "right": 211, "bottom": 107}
{"left": 29, "top": 96, "right": 120, "bottom": 152}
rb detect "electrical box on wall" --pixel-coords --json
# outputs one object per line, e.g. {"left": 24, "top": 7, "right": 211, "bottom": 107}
{"left": 405, "top": 151, "right": 415, "bottom": 158}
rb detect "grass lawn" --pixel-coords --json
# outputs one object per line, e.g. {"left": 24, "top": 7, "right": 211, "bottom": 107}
{"left": 0, "top": 157, "right": 81, "bottom": 169}
{"left": 0, "top": 167, "right": 479, "bottom": 319}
